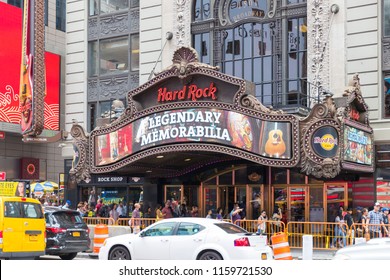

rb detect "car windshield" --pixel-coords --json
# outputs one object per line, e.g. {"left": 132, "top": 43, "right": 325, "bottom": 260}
{"left": 214, "top": 223, "right": 248, "bottom": 234}
{"left": 51, "top": 211, "right": 84, "bottom": 226}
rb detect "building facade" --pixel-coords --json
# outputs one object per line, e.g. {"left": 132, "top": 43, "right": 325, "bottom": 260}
{"left": 61, "top": 0, "right": 390, "bottom": 213}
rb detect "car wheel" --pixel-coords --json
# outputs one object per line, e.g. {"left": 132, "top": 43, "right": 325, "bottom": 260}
{"left": 59, "top": 253, "right": 78, "bottom": 260}
{"left": 109, "top": 246, "right": 131, "bottom": 260}
{"left": 198, "top": 251, "right": 223, "bottom": 260}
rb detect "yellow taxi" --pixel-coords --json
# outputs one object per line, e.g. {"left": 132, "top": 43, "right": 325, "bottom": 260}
{"left": 0, "top": 196, "right": 46, "bottom": 259}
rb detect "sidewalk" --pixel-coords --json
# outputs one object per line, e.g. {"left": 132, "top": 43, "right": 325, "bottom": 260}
{"left": 291, "top": 248, "right": 335, "bottom": 260}
{"left": 77, "top": 248, "right": 336, "bottom": 260}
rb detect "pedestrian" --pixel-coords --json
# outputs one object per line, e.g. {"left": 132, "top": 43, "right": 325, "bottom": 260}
{"left": 191, "top": 205, "right": 199, "bottom": 217}
{"left": 117, "top": 201, "right": 126, "bottom": 218}
{"left": 179, "top": 203, "right": 188, "bottom": 217}
{"left": 62, "top": 200, "right": 71, "bottom": 209}
{"left": 231, "top": 204, "right": 242, "bottom": 225}
{"left": 143, "top": 206, "right": 153, "bottom": 218}
{"left": 155, "top": 204, "right": 164, "bottom": 221}
{"left": 367, "top": 202, "right": 389, "bottom": 239}
{"left": 256, "top": 210, "right": 267, "bottom": 235}
{"left": 109, "top": 203, "right": 119, "bottom": 224}
{"left": 206, "top": 209, "right": 212, "bottom": 219}
{"left": 382, "top": 207, "right": 389, "bottom": 237}
{"left": 344, "top": 208, "right": 354, "bottom": 244}
{"left": 361, "top": 208, "right": 370, "bottom": 240}
{"left": 162, "top": 201, "right": 173, "bottom": 219}
{"left": 271, "top": 206, "right": 282, "bottom": 233}
{"left": 216, "top": 207, "right": 223, "bottom": 220}
{"left": 355, "top": 206, "right": 363, "bottom": 237}
{"left": 88, "top": 188, "right": 97, "bottom": 208}
{"left": 130, "top": 203, "right": 141, "bottom": 234}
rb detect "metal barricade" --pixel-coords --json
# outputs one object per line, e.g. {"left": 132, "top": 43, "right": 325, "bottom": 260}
{"left": 83, "top": 217, "right": 114, "bottom": 225}
{"left": 233, "top": 219, "right": 286, "bottom": 244}
{"left": 286, "top": 221, "right": 349, "bottom": 250}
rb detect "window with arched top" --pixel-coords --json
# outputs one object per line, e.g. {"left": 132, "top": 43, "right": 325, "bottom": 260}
{"left": 191, "top": 0, "right": 309, "bottom": 113}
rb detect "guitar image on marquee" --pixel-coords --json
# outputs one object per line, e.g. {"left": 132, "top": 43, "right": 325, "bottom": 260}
{"left": 20, "top": 0, "right": 33, "bottom": 133}
{"left": 264, "top": 122, "right": 286, "bottom": 158}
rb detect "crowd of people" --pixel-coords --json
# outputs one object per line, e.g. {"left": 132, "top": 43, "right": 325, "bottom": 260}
{"left": 331, "top": 202, "right": 390, "bottom": 248}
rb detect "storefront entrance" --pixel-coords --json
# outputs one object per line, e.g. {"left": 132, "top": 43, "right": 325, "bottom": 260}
{"left": 272, "top": 182, "right": 348, "bottom": 223}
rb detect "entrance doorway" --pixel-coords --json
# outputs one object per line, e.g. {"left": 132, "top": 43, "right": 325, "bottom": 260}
{"left": 272, "top": 183, "right": 348, "bottom": 223}
{"left": 202, "top": 184, "right": 264, "bottom": 219}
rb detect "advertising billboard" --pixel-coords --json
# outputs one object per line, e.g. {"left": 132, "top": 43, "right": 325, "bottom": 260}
{"left": 343, "top": 125, "right": 373, "bottom": 165}
{"left": 0, "top": 2, "right": 60, "bottom": 131}
{"left": 95, "top": 108, "right": 292, "bottom": 166}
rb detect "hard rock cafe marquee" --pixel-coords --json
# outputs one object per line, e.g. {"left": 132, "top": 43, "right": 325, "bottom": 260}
{"left": 70, "top": 47, "right": 374, "bottom": 216}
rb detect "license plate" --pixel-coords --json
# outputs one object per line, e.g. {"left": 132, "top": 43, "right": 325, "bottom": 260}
{"left": 73, "top": 232, "right": 80, "bottom": 237}
{"left": 29, "top": 235, "right": 38, "bottom": 241}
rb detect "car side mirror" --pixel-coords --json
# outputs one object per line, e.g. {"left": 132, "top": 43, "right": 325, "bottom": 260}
{"left": 139, "top": 231, "right": 145, "bottom": 237}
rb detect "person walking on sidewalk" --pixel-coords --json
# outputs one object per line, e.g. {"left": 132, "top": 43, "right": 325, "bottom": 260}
{"left": 130, "top": 203, "right": 141, "bottom": 234}
{"left": 367, "top": 202, "right": 389, "bottom": 239}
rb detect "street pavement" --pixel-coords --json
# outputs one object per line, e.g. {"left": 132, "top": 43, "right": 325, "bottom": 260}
{"left": 74, "top": 248, "right": 336, "bottom": 260}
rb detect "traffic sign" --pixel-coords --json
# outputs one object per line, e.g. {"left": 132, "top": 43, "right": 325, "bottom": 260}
{"left": 0, "top": 172, "right": 6, "bottom": 181}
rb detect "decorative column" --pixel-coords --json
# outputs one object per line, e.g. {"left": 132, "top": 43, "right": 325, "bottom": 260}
{"left": 308, "top": 0, "right": 331, "bottom": 101}
{"left": 174, "top": 0, "right": 191, "bottom": 47}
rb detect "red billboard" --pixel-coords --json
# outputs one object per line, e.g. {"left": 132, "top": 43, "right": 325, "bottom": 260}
{"left": 0, "top": 2, "right": 60, "bottom": 131}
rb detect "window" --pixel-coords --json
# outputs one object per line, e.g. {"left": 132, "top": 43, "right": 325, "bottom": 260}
{"left": 177, "top": 222, "right": 205, "bottom": 235}
{"left": 100, "top": 0, "right": 128, "bottom": 14}
{"left": 130, "top": 34, "right": 139, "bottom": 71}
{"left": 100, "top": 37, "right": 129, "bottom": 75}
{"left": 384, "top": 76, "right": 390, "bottom": 118}
{"left": 7, "top": 0, "right": 22, "bottom": 8}
{"left": 192, "top": 1, "right": 308, "bottom": 110}
{"left": 23, "top": 203, "right": 43, "bottom": 218}
{"left": 5, "top": 202, "right": 43, "bottom": 218}
{"left": 89, "top": 0, "right": 98, "bottom": 16}
{"left": 215, "top": 223, "right": 248, "bottom": 234}
{"left": 143, "top": 222, "right": 177, "bottom": 237}
{"left": 45, "top": 0, "right": 48, "bottom": 26}
{"left": 4, "top": 202, "right": 22, "bottom": 218}
{"left": 193, "top": 33, "right": 210, "bottom": 64}
{"left": 56, "top": 0, "right": 66, "bottom": 32}
{"left": 194, "top": 0, "right": 211, "bottom": 21}
{"left": 385, "top": 0, "right": 390, "bottom": 37}
{"left": 89, "top": 42, "right": 99, "bottom": 77}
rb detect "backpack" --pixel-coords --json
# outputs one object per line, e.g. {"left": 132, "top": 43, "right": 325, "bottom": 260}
{"left": 99, "top": 205, "right": 110, "bottom": 218}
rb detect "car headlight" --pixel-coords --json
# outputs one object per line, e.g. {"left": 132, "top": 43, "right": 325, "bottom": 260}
{"left": 333, "top": 253, "right": 350, "bottom": 260}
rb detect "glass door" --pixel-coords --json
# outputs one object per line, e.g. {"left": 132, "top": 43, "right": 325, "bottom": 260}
{"left": 289, "top": 186, "right": 308, "bottom": 222}
{"left": 203, "top": 186, "right": 217, "bottom": 217}
{"left": 248, "top": 185, "right": 264, "bottom": 220}
{"left": 309, "top": 186, "right": 325, "bottom": 222}
{"left": 217, "top": 186, "right": 235, "bottom": 219}
{"left": 324, "top": 183, "right": 347, "bottom": 223}
{"left": 273, "top": 186, "right": 287, "bottom": 223}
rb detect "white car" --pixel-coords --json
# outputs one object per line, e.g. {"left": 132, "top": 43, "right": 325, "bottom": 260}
{"left": 98, "top": 217, "right": 273, "bottom": 260}
{"left": 333, "top": 238, "right": 390, "bottom": 260}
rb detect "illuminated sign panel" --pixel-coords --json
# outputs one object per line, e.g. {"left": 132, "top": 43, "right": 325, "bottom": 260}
{"left": 0, "top": 2, "right": 60, "bottom": 131}
{"left": 95, "top": 108, "right": 292, "bottom": 166}
{"left": 343, "top": 125, "right": 373, "bottom": 165}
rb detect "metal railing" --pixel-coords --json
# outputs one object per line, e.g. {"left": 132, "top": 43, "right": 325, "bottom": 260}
{"left": 83, "top": 217, "right": 389, "bottom": 250}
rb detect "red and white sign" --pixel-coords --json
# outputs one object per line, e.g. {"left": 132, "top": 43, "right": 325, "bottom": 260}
{"left": 0, "top": 131, "right": 4, "bottom": 139}
{"left": 0, "top": 172, "right": 6, "bottom": 181}
{"left": 0, "top": 2, "right": 60, "bottom": 130}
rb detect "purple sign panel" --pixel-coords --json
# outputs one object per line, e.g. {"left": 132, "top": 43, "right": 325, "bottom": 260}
{"left": 95, "top": 108, "right": 292, "bottom": 166}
